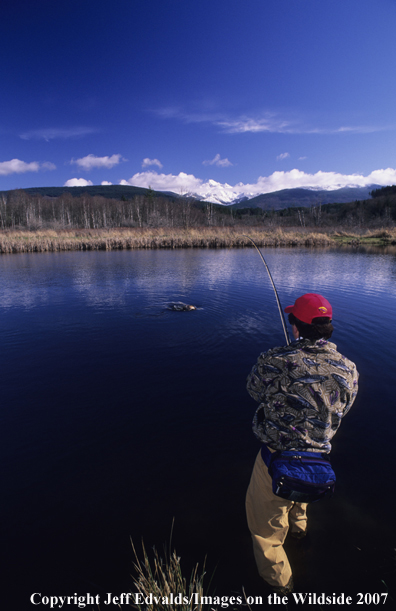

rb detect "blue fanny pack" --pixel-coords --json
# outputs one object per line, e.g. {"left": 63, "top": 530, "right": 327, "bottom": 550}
{"left": 261, "top": 445, "right": 336, "bottom": 503}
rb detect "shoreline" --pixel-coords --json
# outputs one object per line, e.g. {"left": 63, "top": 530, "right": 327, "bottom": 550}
{"left": 1, "top": 226, "right": 395, "bottom": 254}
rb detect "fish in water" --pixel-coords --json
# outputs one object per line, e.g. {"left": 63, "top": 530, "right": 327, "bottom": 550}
{"left": 168, "top": 302, "right": 197, "bottom": 311}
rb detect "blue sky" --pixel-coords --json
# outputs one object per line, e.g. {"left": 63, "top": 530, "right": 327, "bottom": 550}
{"left": 2, "top": 0, "right": 396, "bottom": 201}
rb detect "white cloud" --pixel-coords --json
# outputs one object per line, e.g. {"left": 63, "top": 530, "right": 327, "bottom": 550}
{"left": 203, "top": 154, "right": 233, "bottom": 167}
{"left": 120, "top": 171, "right": 203, "bottom": 194}
{"left": 101, "top": 181, "right": 113, "bottom": 185}
{"left": 155, "top": 106, "right": 392, "bottom": 136}
{"left": 71, "top": 154, "right": 124, "bottom": 170}
{"left": 0, "top": 159, "right": 56, "bottom": 176}
{"left": 119, "top": 167, "right": 396, "bottom": 203}
{"left": 41, "top": 162, "right": 57, "bottom": 171}
{"left": 20, "top": 127, "right": 97, "bottom": 141}
{"left": 234, "top": 168, "right": 396, "bottom": 195}
{"left": 64, "top": 178, "right": 94, "bottom": 187}
{"left": 217, "top": 115, "right": 292, "bottom": 134}
{"left": 155, "top": 106, "right": 215, "bottom": 125}
{"left": 299, "top": 156, "right": 307, "bottom": 160}
{"left": 277, "top": 152, "right": 290, "bottom": 161}
{"left": 142, "top": 158, "right": 163, "bottom": 169}
{"left": 156, "top": 107, "right": 293, "bottom": 134}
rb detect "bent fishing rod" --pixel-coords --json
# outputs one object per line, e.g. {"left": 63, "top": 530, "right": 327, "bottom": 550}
{"left": 243, "top": 235, "right": 290, "bottom": 345}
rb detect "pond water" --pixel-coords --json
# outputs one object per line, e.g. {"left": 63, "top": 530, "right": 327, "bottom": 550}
{"left": 1, "top": 247, "right": 395, "bottom": 609}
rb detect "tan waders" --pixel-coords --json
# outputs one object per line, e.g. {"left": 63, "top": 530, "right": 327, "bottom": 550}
{"left": 246, "top": 450, "right": 308, "bottom": 589}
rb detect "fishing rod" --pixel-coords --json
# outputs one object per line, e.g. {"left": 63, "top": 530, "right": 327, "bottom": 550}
{"left": 243, "top": 235, "right": 290, "bottom": 345}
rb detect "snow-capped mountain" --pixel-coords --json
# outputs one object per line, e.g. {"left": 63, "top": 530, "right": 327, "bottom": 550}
{"left": 183, "top": 179, "right": 253, "bottom": 205}
{"left": 185, "top": 181, "right": 379, "bottom": 207}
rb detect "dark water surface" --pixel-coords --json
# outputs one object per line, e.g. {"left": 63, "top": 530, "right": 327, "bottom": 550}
{"left": 1, "top": 247, "right": 395, "bottom": 609}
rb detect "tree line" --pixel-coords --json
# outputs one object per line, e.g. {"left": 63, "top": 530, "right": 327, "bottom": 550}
{"left": 0, "top": 188, "right": 395, "bottom": 230}
{"left": 369, "top": 185, "right": 396, "bottom": 198}
{"left": 0, "top": 190, "right": 211, "bottom": 230}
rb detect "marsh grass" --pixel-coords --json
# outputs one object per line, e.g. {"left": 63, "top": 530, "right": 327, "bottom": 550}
{"left": 0, "top": 226, "right": 339, "bottom": 254}
{"left": 1, "top": 226, "right": 395, "bottom": 254}
{"left": 332, "top": 227, "right": 396, "bottom": 244}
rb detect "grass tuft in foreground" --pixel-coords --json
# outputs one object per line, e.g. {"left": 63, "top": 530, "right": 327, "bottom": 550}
{"left": 130, "top": 538, "right": 210, "bottom": 611}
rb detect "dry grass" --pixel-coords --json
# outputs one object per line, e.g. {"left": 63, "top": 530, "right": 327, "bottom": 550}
{"left": 0, "top": 226, "right": 331, "bottom": 253}
{"left": 331, "top": 227, "right": 396, "bottom": 245}
{"left": 130, "top": 539, "right": 210, "bottom": 611}
{"left": 129, "top": 538, "right": 252, "bottom": 611}
{"left": 0, "top": 226, "right": 395, "bottom": 254}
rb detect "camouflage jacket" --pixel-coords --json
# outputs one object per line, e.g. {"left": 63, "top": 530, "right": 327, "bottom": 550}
{"left": 247, "top": 338, "right": 359, "bottom": 453}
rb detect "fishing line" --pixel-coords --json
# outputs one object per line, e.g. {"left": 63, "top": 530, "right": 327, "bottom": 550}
{"left": 243, "top": 235, "right": 290, "bottom": 345}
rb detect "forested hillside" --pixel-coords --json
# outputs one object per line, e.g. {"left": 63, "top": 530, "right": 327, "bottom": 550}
{"left": 0, "top": 186, "right": 395, "bottom": 230}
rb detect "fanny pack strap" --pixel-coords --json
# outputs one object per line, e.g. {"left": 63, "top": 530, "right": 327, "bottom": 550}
{"left": 261, "top": 444, "right": 276, "bottom": 468}
{"left": 261, "top": 444, "right": 329, "bottom": 465}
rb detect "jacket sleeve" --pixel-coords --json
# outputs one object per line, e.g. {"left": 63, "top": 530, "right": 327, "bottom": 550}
{"left": 246, "top": 348, "right": 284, "bottom": 404}
{"left": 342, "top": 361, "right": 359, "bottom": 416}
{"left": 246, "top": 359, "right": 263, "bottom": 403}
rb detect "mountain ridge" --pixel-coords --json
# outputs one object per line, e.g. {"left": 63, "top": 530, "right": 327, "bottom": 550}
{"left": 230, "top": 185, "right": 380, "bottom": 210}
{"left": 0, "top": 183, "right": 381, "bottom": 210}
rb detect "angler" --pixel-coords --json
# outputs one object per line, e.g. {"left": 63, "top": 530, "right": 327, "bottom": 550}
{"left": 245, "top": 291, "right": 359, "bottom": 595}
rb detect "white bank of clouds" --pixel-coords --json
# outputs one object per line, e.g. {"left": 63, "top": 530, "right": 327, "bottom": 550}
{"left": 0, "top": 159, "right": 56, "bottom": 176}
{"left": 120, "top": 171, "right": 202, "bottom": 193}
{"left": 119, "top": 167, "right": 396, "bottom": 203}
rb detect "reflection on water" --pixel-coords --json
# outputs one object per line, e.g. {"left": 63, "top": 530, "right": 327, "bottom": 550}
{"left": 337, "top": 243, "right": 396, "bottom": 256}
{"left": 1, "top": 247, "right": 395, "bottom": 608}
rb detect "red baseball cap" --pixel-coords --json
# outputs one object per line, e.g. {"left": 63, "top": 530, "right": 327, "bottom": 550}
{"left": 284, "top": 293, "right": 332, "bottom": 324}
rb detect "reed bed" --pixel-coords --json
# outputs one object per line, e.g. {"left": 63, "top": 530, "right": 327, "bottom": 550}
{"left": 0, "top": 227, "right": 332, "bottom": 254}
{"left": 332, "top": 227, "right": 396, "bottom": 244}
{"left": 0, "top": 226, "right": 395, "bottom": 254}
